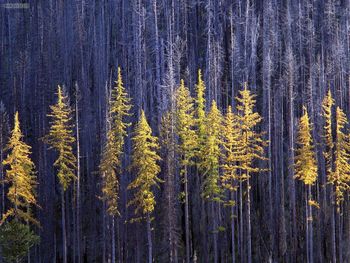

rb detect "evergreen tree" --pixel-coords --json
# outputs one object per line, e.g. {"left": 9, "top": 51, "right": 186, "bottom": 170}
{"left": 2, "top": 112, "right": 38, "bottom": 225}
{"left": 128, "top": 110, "right": 161, "bottom": 263}
{"left": 236, "top": 83, "right": 267, "bottom": 263}
{"left": 175, "top": 79, "right": 197, "bottom": 263}
{"left": 0, "top": 220, "right": 39, "bottom": 263}
{"left": 45, "top": 86, "right": 76, "bottom": 263}
{"left": 294, "top": 107, "right": 318, "bottom": 262}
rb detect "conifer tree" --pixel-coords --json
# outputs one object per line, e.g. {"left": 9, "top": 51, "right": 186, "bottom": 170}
{"left": 195, "top": 69, "right": 207, "bottom": 160}
{"left": 321, "top": 89, "right": 336, "bottom": 262}
{"left": 194, "top": 69, "right": 209, "bottom": 260}
{"left": 128, "top": 110, "right": 161, "bottom": 263}
{"left": 236, "top": 83, "right": 267, "bottom": 263}
{"left": 294, "top": 107, "right": 318, "bottom": 263}
{"left": 45, "top": 86, "right": 76, "bottom": 263}
{"left": 221, "top": 105, "right": 242, "bottom": 263}
{"left": 201, "top": 100, "right": 222, "bottom": 200}
{"left": 200, "top": 100, "right": 222, "bottom": 262}
{"left": 0, "top": 112, "right": 39, "bottom": 262}
{"left": 99, "top": 67, "right": 131, "bottom": 261}
{"left": 322, "top": 90, "right": 334, "bottom": 179}
{"left": 175, "top": 79, "right": 197, "bottom": 263}
{"left": 332, "top": 107, "right": 350, "bottom": 207}
{"left": 2, "top": 112, "right": 38, "bottom": 225}
{"left": 100, "top": 67, "right": 131, "bottom": 215}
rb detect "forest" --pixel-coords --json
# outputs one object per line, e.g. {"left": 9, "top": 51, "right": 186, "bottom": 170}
{"left": 1, "top": 0, "right": 350, "bottom": 262}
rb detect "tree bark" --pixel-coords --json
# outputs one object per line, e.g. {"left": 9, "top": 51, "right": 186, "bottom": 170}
{"left": 184, "top": 166, "right": 190, "bottom": 263}
{"left": 62, "top": 188, "right": 67, "bottom": 263}
{"left": 247, "top": 172, "right": 252, "bottom": 263}
{"left": 147, "top": 213, "right": 153, "bottom": 263}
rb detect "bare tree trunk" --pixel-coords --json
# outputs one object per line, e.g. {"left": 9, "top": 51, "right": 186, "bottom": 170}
{"left": 147, "top": 213, "right": 153, "bottom": 263}
{"left": 239, "top": 179, "right": 243, "bottom": 262}
{"left": 112, "top": 215, "right": 116, "bottom": 263}
{"left": 309, "top": 185, "right": 313, "bottom": 263}
{"left": 330, "top": 190, "right": 336, "bottom": 263}
{"left": 211, "top": 201, "right": 218, "bottom": 263}
{"left": 231, "top": 191, "right": 235, "bottom": 263}
{"left": 247, "top": 172, "right": 252, "bottom": 263}
{"left": 62, "top": 188, "right": 67, "bottom": 263}
{"left": 184, "top": 166, "right": 190, "bottom": 263}
{"left": 75, "top": 83, "right": 81, "bottom": 263}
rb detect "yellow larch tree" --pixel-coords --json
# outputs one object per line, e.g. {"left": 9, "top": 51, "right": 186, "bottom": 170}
{"left": 175, "top": 79, "right": 197, "bottom": 263}
{"left": 294, "top": 106, "right": 317, "bottom": 262}
{"left": 0, "top": 112, "right": 39, "bottom": 263}
{"left": 332, "top": 107, "right": 350, "bottom": 208}
{"left": 201, "top": 100, "right": 223, "bottom": 201}
{"left": 221, "top": 105, "right": 243, "bottom": 262}
{"left": 236, "top": 83, "right": 267, "bottom": 263}
{"left": 128, "top": 110, "right": 161, "bottom": 263}
{"left": 100, "top": 67, "right": 131, "bottom": 215}
{"left": 200, "top": 100, "right": 222, "bottom": 262}
{"left": 322, "top": 89, "right": 334, "bottom": 178}
{"left": 45, "top": 85, "right": 76, "bottom": 263}
{"left": 321, "top": 89, "right": 336, "bottom": 262}
{"left": 99, "top": 67, "right": 131, "bottom": 262}
{"left": 1, "top": 112, "right": 38, "bottom": 225}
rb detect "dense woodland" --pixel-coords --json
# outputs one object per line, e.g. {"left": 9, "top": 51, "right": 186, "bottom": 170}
{"left": 1, "top": 0, "right": 350, "bottom": 262}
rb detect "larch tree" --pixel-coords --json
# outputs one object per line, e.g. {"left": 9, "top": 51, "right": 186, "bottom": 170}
{"left": 0, "top": 112, "right": 39, "bottom": 262}
{"left": 99, "top": 67, "right": 131, "bottom": 262}
{"left": 200, "top": 100, "right": 222, "bottom": 263}
{"left": 331, "top": 107, "right": 350, "bottom": 208}
{"left": 127, "top": 110, "right": 161, "bottom": 263}
{"left": 1, "top": 112, "right": 38, "bottom": 225}
{"left": 175, "top": 79, "right": 197, "bottom": 263}
{"left": 195, "top": 69, "right": 208, "bottom": 260}
{"left": 331, "top": 107, "right": 350, "bottom": 261}
{"left": 236, "top": 83, "right": 267, "bottom": 263}
{"left": 45, "top": 86, "right": 76, "bottom": 263}
{"left": 221, "top": 105, "right": 242, "bottom": 263}
{"left": 321, "top": 89, "right": 336, "bottom": 262}
{"left": 294, "top": 107, "right": 318, "bottom": 263}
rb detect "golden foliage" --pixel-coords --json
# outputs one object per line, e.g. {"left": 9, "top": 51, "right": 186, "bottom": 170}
{"left": 294, "top": 107, "right": 318, "bottom": 186}
{"left": 45, "top": 86, "right": 76, "bottom": 191}
{"left": 2, "top": 112, "right": 38, "bottom": 225}
{"left": 128, "top": 111, "right": 162, "bottom": 218}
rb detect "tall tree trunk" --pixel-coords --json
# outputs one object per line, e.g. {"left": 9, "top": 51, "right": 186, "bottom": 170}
{"left": 231, "top": 191, "right": 235, "bottom": 263}
{"left": 308, "top": 185, "right": 313, "bottom": 263}
{"left": 239, "top": 179, "right": 243, "bottom": 262}
{"left": 147, "top": 213, "right": 153, "bottom": 263}
{"left": 211, "top": 201, "right": 218, "bottom": 263}
{"left": 62, "top": 188, "right": 67, "bottom": 263}
{"left": 247, "top": 172, "right": 252, "bottom": 263}
{"left": 184, "top": 166, "right": 190, "bottom": 263}
{"left": 337, "top": 207, "right": 342, "bottom": 263}
{"left": 75, "top": 83, "right": 81, "bottom": 263}
{"left": 112, "top": 216, "right": 116, "bottom": 263}
{"left": 330, "top": 189, "right": 336, "bottom": 263}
